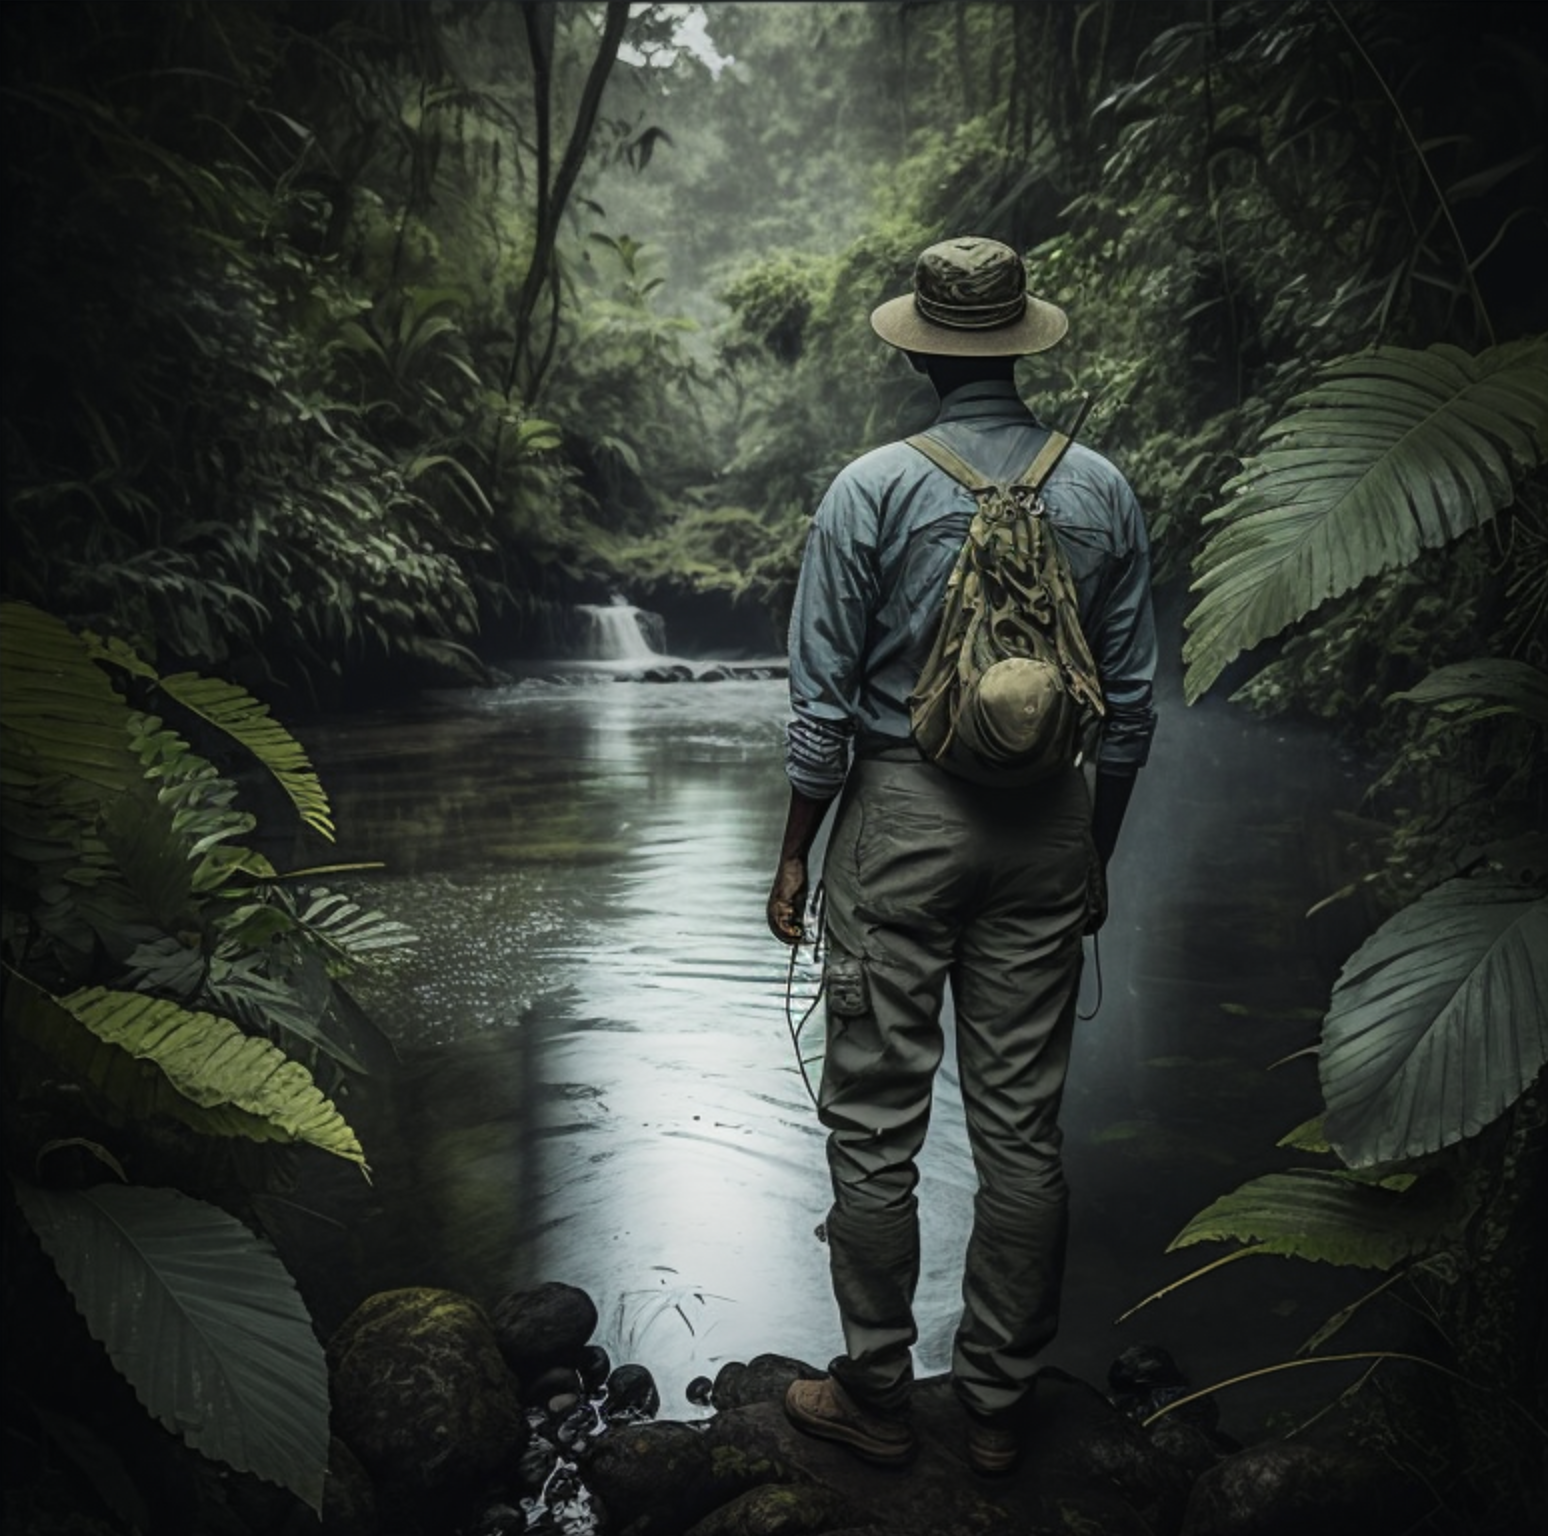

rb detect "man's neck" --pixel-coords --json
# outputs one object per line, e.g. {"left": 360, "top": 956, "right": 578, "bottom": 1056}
{"left": 923, "top": 355, "right": 1018, "bottom": 397}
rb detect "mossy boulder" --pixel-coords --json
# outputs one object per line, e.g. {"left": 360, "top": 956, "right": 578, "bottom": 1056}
{"left": 681, "top": 1481, "right": 870, "bottom": 1535}
{"left": 491, "top": 1279, "right": 600, "bottom": 1380}
{"left": 710, "top": 1353, "right": 824, "bottom": 1412}
{"left": 582, "top": 1421, "right": 802, "bottom": 1536}
{"left": 1178, "top": 1440, "right": 1432, "bottom": 1535}
{"left": 327, "top": 1286, "right": 526, "bottom": 1505}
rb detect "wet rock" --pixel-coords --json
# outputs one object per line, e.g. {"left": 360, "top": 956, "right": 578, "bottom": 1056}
{"left": 468, "top": 1501, "right": 526, "bottom": 1536}
{"left": 680, "top": 1481, "right": 869, "bottom": 1535}
{"left": 556, "top": 1398, "right": 605, "bottom": 1454}
{"left": 582, "top": 1421, "right": 799, "bottom": 1536}
{"left": 700, "top": 1374, "right": 1177, "bottom": 1535}
{"left": 1179, "top": 1440, "right": 1431, "bottom": 1536}
{"left": 579, "top": 1343, "right": 613, "bottom": 1391}
{"left": 686, "top": 1375, "right": 715, "bottom": 1407}
{"left": 327, "top": 1287, "right": 526, "bottom": 1506}
{"left": 1147, "top": 1414, "right": 1240, "bottom": 1481}
{"left": 607, "top": 1362, "right": 662, "bottom": 1420}
{"left": 1110, "top": 1342, "right": 1220, "bottom": 1430}
{"left": 581, "top": 1421, "right": 711, "bottom": 1534}
{"left": 491, "top": 1280, "right": 599, "bottom": 1381}
{"left": 1021, "top": 1367, "right": 1192, "bottom": 1534}
{"left": 706, "top": 1399, "right": 986, "bottom": 1536}
{"left": 711, "top": 1354, "right": 824, "bottom": 1411}
{"left": 515, "top": 1435, "right": 559, "bottom": 1495}
{"left": 526, "top": 1364, "right": 584, "bottom": 1406}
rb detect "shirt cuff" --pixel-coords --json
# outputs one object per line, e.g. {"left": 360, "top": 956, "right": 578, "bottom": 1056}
{"left": 786, "top": 714, "right": 852, "bottom": 799}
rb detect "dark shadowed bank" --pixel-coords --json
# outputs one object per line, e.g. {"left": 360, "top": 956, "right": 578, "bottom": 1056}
{"left": 276, "top": 1280, "right": 1433, "bottom": 1536}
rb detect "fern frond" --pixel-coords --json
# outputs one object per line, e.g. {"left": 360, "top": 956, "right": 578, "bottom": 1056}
{"left": 0, "top": 601, "right": 141, "bottom": 805}
{"left": 1168, "top": 1168, "right": 1465, "bottom": 1269}
{"left": 1184, "top": 340, "right": 1548, "bottom": 703}
{"left": 155, "top": 673, "right": 335, "bottom": 840}
{"left": 10, "top": 980, "right": 367, "bottom": 1169}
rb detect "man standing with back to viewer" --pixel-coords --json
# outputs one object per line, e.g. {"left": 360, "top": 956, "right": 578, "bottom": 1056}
{"left": 765, "top": 236, "right": 1158, "bottom": 1476}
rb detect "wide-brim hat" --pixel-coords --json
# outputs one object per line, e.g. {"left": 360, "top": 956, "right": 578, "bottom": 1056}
{"left": 871, "top": 236, "right": 1068, "bottom": 357}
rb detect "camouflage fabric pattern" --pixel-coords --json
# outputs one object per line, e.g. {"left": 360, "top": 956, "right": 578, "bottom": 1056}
{"left": 907, "top": 432, "right": 1105, "bottom": 787}
{"left": 912, "top": 238, "right": 1029, "bottom": 330}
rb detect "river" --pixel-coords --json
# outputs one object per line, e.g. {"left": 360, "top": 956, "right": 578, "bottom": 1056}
{"left": 287, "top": 607, "right": 1372, "bottom": 1436}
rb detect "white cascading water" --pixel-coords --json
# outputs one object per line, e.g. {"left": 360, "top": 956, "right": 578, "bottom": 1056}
{"left": 575, "top": 598, "right": 667, "bottom": 662}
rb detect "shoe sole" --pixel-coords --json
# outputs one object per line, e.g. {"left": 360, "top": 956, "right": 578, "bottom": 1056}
{"left": 784, "top": 1396, "right": 916, "bottom": 1466}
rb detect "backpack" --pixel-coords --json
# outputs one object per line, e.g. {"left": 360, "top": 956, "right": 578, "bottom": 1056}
{"left": 905, "top": 416, "right": 1106, "bottom": 787}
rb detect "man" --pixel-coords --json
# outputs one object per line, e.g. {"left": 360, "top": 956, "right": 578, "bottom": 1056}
{"left": 766, "top": 236, "right": 1157, "bottom": 1476}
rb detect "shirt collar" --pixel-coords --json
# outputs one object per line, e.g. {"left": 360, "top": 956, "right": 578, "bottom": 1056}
{"left": 933, "top": 378, "right": 1041, "bottom": 424}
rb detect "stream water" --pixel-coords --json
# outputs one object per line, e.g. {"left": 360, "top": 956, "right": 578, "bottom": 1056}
{"left": 287, "top": 605, "right": 1373, "bottom": 1438}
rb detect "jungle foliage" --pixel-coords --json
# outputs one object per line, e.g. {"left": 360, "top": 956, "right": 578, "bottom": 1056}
{"left": 1, "top": 598, "right": 414, "bottom": 1514}
{"left": 4, "top": 1, "right": 1547, "bottom": 1530}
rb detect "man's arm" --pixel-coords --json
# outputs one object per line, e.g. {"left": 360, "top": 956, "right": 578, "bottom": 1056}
{"left": 1090, "top": 480, "right": 1158, "bottom": 865}
{"left": 1090, "top": 767, "right": 1136, "bottom": 867}
{"left": 767, "top": 469, "right": 878, "bottom": 944}
{"left": 766, "top": 787, "right": 835, "bottom": 944}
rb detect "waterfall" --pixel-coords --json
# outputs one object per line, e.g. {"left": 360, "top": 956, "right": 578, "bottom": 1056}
{"left": 575, "top": 599, "right": 667, "bottom": 662}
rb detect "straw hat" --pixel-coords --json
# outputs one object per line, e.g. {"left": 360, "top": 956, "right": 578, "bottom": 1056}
{"left": 870, "top": 236, "right": 1067, "bottom": 357}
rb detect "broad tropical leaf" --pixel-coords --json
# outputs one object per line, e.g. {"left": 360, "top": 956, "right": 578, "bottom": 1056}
{"left": 0, "top": 601, "right": 141, "bottom": 805}
{"left": 10, "top": 981, "right": 367, "bottom": 1168}
{"left": 153, "top": 673, "right": 335, "bottom": 841}
{"left": 1277, "top": 1115, "right": 1332, "bottom": 1153}
{"left": 1389, "top": 658, "right": 1548, "bottom": 727}
{"left": 1184, "top": 340, "right": 1548, "bottom": 703}
{"left": 1168, "top": 1168, "right": 1464, "bottom": 1269}
{"left": 1321, "top": 873, "right": 1548, "bottom": 1167}
{"left": 12, "top": 1179, "right": 329, "bottom": 1511}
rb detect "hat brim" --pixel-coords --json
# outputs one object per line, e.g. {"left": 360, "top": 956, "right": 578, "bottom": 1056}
{"left": 869, "top": 292, "right": 1069, "bottom": 356}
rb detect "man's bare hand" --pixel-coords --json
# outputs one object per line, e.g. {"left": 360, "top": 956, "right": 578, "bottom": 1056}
{"left": 767, "top": 854, "right": 808, "bottom": 945}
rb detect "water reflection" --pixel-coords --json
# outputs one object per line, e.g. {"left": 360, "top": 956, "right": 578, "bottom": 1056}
{"left": 299, "top": 670, "right": 1369, "bottom": 1429}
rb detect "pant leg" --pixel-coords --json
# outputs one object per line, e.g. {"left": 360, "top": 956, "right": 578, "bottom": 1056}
{"left": 817, "top": 759, "right": 962, "bottom": 1410}
{"left": 948, "top": 766, "right": 1091, "bottom": 1417}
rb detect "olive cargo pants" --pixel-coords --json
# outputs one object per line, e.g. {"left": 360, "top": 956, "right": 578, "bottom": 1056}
{"left": 817, "top": 755, "right": 1091, "bottom": 1419}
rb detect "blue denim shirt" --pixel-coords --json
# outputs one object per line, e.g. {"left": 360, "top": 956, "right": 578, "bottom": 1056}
{"left": 785, "top": 380, "right": 1158, "bottom": 798}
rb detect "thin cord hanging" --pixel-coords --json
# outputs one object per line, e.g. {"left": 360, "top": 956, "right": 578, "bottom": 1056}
{"left": 783, "top": 880, "right": 826, "bottom": 1109}
{"left": 1078, "top": 929, "right": 1103, "bottom": 1021}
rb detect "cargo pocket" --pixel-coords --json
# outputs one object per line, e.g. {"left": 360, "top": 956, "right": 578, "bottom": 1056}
{"left": 824, "top": 952, "right": 870, "bottom": 1018}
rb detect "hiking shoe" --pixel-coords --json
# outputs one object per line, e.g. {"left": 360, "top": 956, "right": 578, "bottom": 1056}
{"left": 784, "top": 1376, "right": 916, "bottom": 1466}
{"left": 965, "top": 1413, "right": 1020, "bottom": 1476}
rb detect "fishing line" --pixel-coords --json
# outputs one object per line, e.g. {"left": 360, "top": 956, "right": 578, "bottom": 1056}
{"left": 783, "top": 879, "right": 826, "bottom": 1109}
{"left": 1079, "top": 930, "right": 1104, "bottom": 1021}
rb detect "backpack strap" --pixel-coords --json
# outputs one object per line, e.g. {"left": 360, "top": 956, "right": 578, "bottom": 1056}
{"left": 906, "top": 432, "right": 993, "bottom": 491}
{"left": 907, "top": 392, "right": 1094, "bottom": 494}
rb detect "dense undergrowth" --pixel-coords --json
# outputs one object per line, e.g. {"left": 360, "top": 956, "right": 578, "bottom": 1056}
{"left": 3, "top": 3, "right": 1545, "bottom": 1532}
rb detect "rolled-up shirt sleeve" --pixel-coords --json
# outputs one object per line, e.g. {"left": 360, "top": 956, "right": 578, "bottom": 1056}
{"left": 1091, "top": 482, "right": 1159, "bottom": 775}
{"left": 784, "top": 470, "right": 880, "bottom": 798}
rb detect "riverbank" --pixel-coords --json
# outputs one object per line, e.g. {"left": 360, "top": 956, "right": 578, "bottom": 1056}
{"left": 301, "top": 1279, "right": 1433, "bottom": 1536}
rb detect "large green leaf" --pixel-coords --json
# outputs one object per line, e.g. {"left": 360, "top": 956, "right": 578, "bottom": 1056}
{"left": 152, "top": 673, "right": 335, "bottom": 842}
{"left": 0, "top": 601, "right": 141, "bottom": 806}
{"left": 1321, "top": 874, "right": 1548, "bottom": 1167}
{"left": 11, "top": 981, "right": 367, "bottom": 1168}
{"left": 1389, "top": 658, "right": 1548, "bottom": 727}
{"left": 1184, "top": 340, "right": 1548, "bottom": 703}
{"left": 1168, "top": 1168, "right": 1464, "bottom": 1269}
{"left": 12, "top": 1179, "right": 328, "bottom": 1511}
